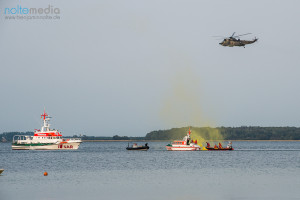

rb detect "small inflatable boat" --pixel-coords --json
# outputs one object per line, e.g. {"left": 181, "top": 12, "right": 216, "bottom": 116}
{"left": 206, "top": 141, "right": 234, "bottom": 151}
{"left": 126, "top": 143, "right": 149, "bottom": 151}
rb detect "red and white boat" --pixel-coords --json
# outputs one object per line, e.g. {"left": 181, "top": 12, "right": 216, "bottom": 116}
{"left": 12, "top": 110, "right": 82, "bottom": 150}
{"left": 165, "top": 128, "right": 201, "bottom": 151}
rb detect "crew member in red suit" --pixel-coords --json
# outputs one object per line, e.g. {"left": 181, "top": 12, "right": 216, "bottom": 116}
{"left": 219, "top": 142, "right": 223, "bottom": 149}
{"left": 206, "top": 142, "right": 210, "bottom": 148}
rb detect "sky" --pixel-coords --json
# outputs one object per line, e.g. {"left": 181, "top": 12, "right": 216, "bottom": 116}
{"left": 0, "top": 0, "right": 300, "bottom": 136}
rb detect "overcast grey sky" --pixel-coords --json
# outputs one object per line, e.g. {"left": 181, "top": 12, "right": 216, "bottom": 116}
{"left": 0, "top": 0, "right": 300, "bottom": 136}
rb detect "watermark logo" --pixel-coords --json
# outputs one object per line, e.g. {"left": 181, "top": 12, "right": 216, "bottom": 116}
{"left": 2, "top": 5, "right": 61, "bottom": 20}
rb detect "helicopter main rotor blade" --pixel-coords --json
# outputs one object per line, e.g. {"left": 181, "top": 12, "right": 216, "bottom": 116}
{"left": 230, "top": 32, "right": 236, "bottom": 37}
{"left": 235, "top": 33, "right": 252, "bottom": 37}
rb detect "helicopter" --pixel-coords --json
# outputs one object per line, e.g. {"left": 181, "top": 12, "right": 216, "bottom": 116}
{"left": 214, "top": 32, "right": 258, "bottom": 48}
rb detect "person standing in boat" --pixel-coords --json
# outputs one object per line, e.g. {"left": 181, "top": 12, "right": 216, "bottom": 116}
{"left": 186, "top": 129, "right": 191, "bottom": 145}
{"left": 218, "top": 142, "right": 223, "bottom": 149}
{"left": 227, "top": 141, "right": 232, "bottom": 149}
{"left": 206, "top": 142, "right": 210, "bottom": 148}
{"left": 187, "top": 138, "right": 190, "bottom": 145}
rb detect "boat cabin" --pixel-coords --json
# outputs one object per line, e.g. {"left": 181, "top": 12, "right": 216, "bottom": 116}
{"left": 172, "top": 141, "right": 186, "bottom": 145}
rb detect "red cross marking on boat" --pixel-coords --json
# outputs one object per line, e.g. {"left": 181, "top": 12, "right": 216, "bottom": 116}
{"left": 41, "top": 109, "right": 48, "bottom": 120}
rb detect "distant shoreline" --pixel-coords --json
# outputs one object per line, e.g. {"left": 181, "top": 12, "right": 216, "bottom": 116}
{"left": 2, "top": 127, "right": 300, "bottom": 141}
{"left": 1, "top": 140, "right": 299, "bottom": 143}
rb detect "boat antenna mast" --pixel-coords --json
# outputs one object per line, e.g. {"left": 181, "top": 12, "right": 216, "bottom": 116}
{"left": 189, "top": 127, "right": 192, "bottom": 139}
{"left": 41, "top": 109, "right": 51, "bottom": 132}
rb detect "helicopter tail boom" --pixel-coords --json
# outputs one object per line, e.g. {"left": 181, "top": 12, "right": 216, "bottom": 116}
{"left": 241, "top": 38, "right": 258, "bottom": 44}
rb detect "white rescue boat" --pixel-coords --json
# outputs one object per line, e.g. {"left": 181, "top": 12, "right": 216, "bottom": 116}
{"left": 12, "top": 110, "right": 82, "bottom": 150}
{"left": 165, "top": 128, "right": 201, "bottom": 151}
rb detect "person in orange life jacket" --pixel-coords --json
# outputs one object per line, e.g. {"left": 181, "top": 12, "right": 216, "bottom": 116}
{"left": 219, "top": 143, "right": 223, "bottom": 149}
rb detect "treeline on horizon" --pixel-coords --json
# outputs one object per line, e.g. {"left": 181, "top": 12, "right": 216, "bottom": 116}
{"left": 145, "top": 126, "right": 300, "bottom": 140}
{"left": 0, "top": 132, "right": 145, "bottom": 142}
{"left": 1, "top": 132, "right": 34, "bottom": 142}
{"left": 80, "top": 135, "right": 145, "bottom": 141}
{"left": 1, "top": 126, "right": 300, "bottom": 142}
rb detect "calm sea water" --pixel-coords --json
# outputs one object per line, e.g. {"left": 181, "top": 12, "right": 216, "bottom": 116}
{"left": 1, "top": 141, "right": 300, "bottom": 200}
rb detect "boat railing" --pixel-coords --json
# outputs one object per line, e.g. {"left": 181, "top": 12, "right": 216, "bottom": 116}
{"left": 67, "top": 138, "right": 82, "bottom": 142}
{"left": 12, "top": 135, "right": 32, "bottom": 144}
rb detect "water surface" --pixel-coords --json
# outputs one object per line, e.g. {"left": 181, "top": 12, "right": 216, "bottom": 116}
{"left": 1, "top": 141, "right": 300, "bottom": 200}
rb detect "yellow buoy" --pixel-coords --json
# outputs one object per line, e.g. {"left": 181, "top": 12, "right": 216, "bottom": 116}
{"left": 44, "top": 171, "right": 48, "bottom": 176}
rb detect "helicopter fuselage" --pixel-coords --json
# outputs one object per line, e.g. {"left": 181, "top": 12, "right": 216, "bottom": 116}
{"left": 219, "top": 38, "right": 258, "bottom": 47}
